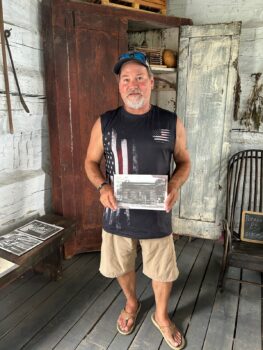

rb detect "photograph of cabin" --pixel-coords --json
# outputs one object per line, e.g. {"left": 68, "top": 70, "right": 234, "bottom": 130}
{"left": 115, "top": 175, "right": 167, "bottom": 210}
{"left": 0, "top": 1, "right": 262, "bottom": 349}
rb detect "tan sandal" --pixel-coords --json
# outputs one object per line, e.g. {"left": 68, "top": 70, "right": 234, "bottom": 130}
{"left": 116, "top": 302, "right": 141, "bottom": 335}
{"left": 151, "top": 313, "right": 186, "bottom": 350}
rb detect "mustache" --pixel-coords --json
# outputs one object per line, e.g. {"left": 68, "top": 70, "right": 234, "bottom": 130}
{"left": 127, "top": 88, "right": 142, "bottom": 96}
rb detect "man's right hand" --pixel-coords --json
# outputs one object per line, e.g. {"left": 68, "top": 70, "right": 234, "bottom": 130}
{"left": 99, "top": 185, "right": 118, "bottom": 211}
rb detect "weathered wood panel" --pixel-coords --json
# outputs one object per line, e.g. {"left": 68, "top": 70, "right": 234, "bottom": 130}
{"left": 0, "top": 130, "right": 49, "bottom": 172}
{"left": 62, "top": 10, "right": 122, "bottom": 255}
{"left": 232, "top": 26, "right": 263, "bottom": 133}
{"left": 239, "top": 27, "right": 263, "bottom": 74}
{"left": 181, "top": 35, "right": 232, "bottom": 222}
{"left": 167, "top": 0, "right": 263, "bottom": 169}
{"left": 174, "top": 22, "right": 241, "bottom": 239}
{"left": 180, "top": 22, "right": 241, "bottom": 38}
{"left": 2, "top": 0, "right": 42, "bottom": 32}
{"left": 216, "top": 34, "right": 240, "bottom": 225}
{"left": 0, "top": 169, "right": 51, "bottom": 230}
{"left": 0, "top": 0, "right": 50, "bottom": 234}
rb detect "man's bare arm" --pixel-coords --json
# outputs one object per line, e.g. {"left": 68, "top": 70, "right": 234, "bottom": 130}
{"left": 85, "top": 118, "right": 117, "bottom": 211}
{"left": 165, "top": 117, "right": 191, "bottom": 212}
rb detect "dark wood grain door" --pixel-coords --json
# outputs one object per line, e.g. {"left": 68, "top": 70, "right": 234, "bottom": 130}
{"left": 62, "top": 11, "right": 127, "bottom": 256}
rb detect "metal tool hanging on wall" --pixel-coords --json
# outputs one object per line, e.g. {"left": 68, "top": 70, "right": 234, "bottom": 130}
{"left": 5, "top": 29, "right": 30, "bottom": 114}
{"left": 0, "top": 0, "right": 13, "bottom": 133}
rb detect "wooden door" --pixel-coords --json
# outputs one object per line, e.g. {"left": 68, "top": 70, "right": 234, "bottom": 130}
{"left": 62, "top": 11, "right": 128, "bottom": 256}
{"left": 173, "top": 22, "right": 241, "bottom": 239}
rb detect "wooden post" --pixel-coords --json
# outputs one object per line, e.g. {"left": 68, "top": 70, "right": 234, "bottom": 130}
{"left": 0, "top": 0, "right": 13, "bottom": 134}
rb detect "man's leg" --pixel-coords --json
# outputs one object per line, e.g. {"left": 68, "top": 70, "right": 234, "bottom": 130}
{"left": 117, "top": 271, "right": 139, "bottom": 332}
{"left": 152, "top": 280, "right": 182, "bottom": 347}
{"left": 99, "top": 231, "right": 139, "bottom": 333}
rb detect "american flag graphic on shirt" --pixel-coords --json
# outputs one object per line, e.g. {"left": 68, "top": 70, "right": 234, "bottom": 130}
{"left": 152, "top": 129, "right": 170, "bottom": 143}
{"left": 103, "top": 129, "right": 139, "bottom": 178}
{"left": 103, "top": 129, "right": 135, "bottom": 226}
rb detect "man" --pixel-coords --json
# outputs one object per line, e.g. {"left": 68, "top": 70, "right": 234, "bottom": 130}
{"left": 85, "top": 51, "right": 191, "bottom": 350}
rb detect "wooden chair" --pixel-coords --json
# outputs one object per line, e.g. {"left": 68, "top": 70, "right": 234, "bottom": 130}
{"left": 219, "top": 149, "right": 263, "bottom": 290}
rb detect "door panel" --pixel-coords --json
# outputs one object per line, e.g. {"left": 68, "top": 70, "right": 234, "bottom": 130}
{"left": 174, "top": 22, "right": 241, "bottom": 239}
{"left": 181, "top": 36, "right": 231, "bottom": 222}
{"left": 63, "top": 14, "right": 122, "bottom": 255}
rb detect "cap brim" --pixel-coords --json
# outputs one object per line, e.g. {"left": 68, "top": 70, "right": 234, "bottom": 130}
{"left": 113, "top": 58, "right": 149, "bottom": 75}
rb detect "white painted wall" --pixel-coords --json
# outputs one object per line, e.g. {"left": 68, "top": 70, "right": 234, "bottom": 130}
{"left": 0, "top": 0, "right": 51, "bottom": 233}
{"left": 167, "top": 0, "right": 263, "bottom": 154}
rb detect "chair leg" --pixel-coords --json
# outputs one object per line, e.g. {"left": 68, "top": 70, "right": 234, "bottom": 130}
{"left": 218, "top": 243, "right": 228, "bottom": 292}
{"left": 218, "top": 266, "right": 227, "bottom": 293}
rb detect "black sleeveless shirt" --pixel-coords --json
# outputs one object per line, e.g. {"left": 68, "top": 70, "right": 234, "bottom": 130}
{"left": 101, "top": 105, "right": 176, "bottom": 239}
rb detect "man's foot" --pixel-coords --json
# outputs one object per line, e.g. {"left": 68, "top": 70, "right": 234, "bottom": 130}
{"left": 117, "top": 301, "right": 141, "bottom": 335}
{"left": 151, "top": 313, "right": 185, "bottom": 350}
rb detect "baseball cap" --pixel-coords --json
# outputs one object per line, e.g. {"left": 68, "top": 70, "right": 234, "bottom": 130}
{"left": 113, "top": 51, "right": 151, "bottom": 75}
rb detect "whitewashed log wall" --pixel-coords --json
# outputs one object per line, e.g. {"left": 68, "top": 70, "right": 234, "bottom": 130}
{"left": 168, "top": 0, "right": 263, "bottom": 153}
{"left": 0, "top": 0, "right": 262, "bottom": 234}
{"left": 0, "top": 0, "right": 51, "bottom": 233}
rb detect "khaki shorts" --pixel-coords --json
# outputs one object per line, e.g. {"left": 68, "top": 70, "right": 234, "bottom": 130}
{"left": 99, "top": 230, "right": 179, "bottom": 282}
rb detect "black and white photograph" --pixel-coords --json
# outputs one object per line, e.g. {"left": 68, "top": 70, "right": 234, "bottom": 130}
{"left": 18, "top": 220, "right": 64, "bottom": 241}
{"left": 0, "top": 231, "right": 42, "bottom": 256}
{"left": 114, "top": 174, "right": 168, "bottom": 210}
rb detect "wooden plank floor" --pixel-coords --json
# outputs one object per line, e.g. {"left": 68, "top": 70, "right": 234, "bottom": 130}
{"left": 0, "top": 237, "right": 261, "bottom": 350}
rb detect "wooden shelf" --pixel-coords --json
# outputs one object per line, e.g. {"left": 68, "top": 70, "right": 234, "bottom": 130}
{"left": 151, "top": 66, "right": 176, "bottom": 74}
